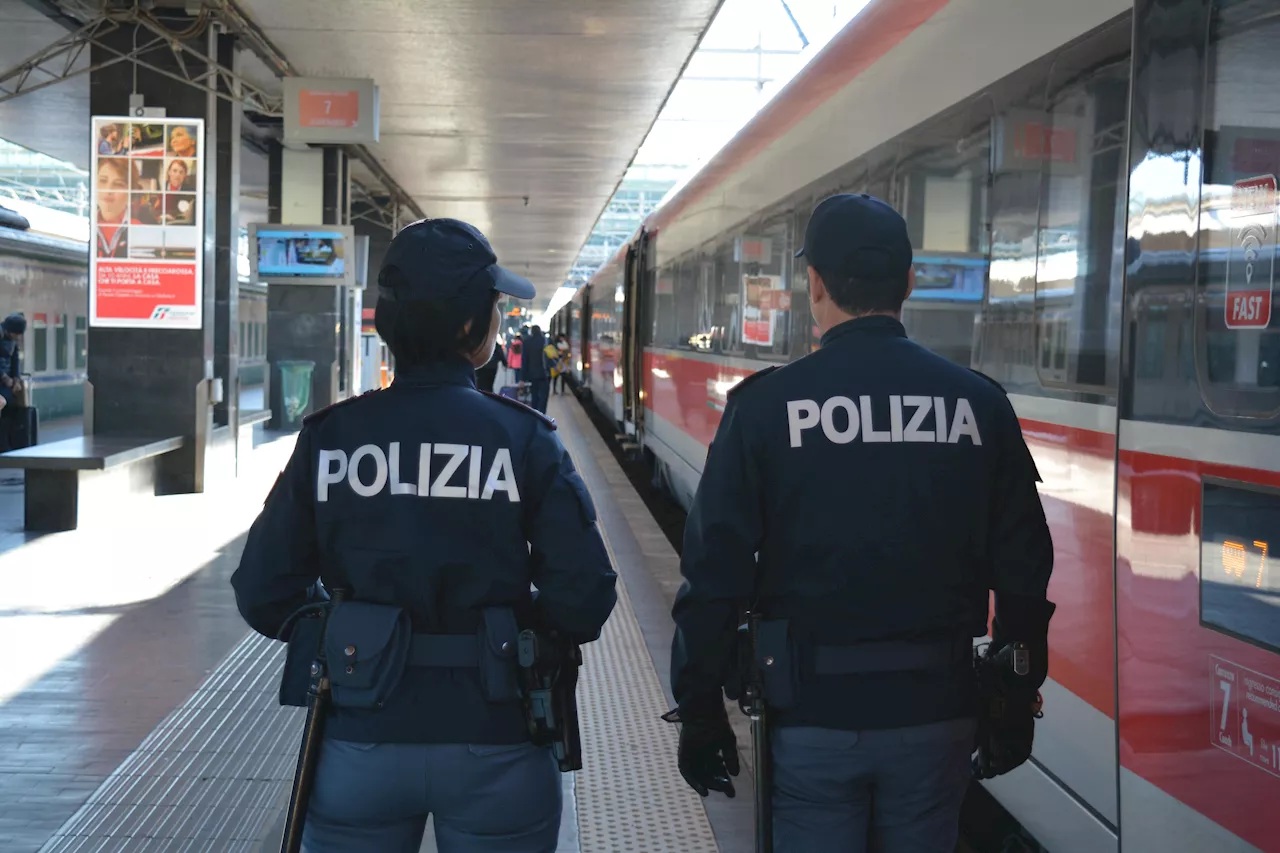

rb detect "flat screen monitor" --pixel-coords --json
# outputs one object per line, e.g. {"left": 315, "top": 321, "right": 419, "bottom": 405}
{"left": 250, "top": 224, "right": 354, "bottom": 286}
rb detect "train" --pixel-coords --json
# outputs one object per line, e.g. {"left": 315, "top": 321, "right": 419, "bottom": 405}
{"left": 0, "top": 221, "right": 269, "bottom": 422}
{"left": 553, "top": 0, "right": 1280, "bottom": 850}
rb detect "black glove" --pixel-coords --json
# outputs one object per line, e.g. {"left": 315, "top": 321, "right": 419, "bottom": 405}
{"left": 662, "top": 703, "right": 740, "bottom": 798}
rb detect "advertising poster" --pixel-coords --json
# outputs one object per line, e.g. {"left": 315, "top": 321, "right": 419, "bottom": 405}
{"left": 742, "top": 274, "right": 783, "bottom": 347}
{"left": 90, "top": 116, "right": 204, "bottom": 329}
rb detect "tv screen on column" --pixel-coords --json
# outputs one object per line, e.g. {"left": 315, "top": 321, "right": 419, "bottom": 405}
{"left": 249, "top": 223, "right": 355, "bottom": 286}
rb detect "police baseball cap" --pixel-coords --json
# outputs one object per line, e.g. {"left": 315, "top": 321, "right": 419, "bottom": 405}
{"left": 1, "top": 314, "right": 25, "bottom": 335}
{"left": 379, "top": 218, "right": 536, "bottom": 304}
{"left": 794, "top": 193, "right": 913, "bottom": 284}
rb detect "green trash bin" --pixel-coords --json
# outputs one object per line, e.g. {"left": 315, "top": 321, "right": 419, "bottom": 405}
{"left": 277, "top": 360, "right": 315, "bottom": 430}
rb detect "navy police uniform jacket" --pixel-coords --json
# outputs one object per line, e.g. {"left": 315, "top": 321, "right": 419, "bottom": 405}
{"left": 671, "top": 315, "right": 1053, "bottom": 731}
{"left": 232, "top": 359, "right": 618, "bottom": 744}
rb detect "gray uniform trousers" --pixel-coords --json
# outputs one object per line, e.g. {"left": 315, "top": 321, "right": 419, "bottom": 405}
{"left": 303, "top": 738, "right": 561, "bottom": 852}
{"left": 772, "top": 717, "right": 978, "bottom": 853}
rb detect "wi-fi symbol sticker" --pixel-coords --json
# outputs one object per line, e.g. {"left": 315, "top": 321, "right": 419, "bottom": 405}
{"left": 1240, "top": 224, "right": 1266, "bottom": 261}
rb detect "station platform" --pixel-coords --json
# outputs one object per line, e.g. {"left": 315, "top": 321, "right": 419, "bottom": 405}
{"left": 0, "top": 394, "right": 753, "bottom": 853}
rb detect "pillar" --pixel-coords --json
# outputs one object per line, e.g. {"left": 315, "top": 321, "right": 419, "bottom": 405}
{"left": 87, "top": 22, "right": 238, "bottom": 494}
{"left": 265, "top": 146, "right": 349, "bottom": 429}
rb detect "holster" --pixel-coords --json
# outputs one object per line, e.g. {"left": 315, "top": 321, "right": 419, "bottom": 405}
{"left": 753, "top": 619, "right": 798, "bottom": 710}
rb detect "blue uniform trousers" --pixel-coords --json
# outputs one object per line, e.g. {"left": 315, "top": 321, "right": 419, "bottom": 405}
{"left": 772, "top": 718, "right": 977, "bottom": 853}
{"left": 303, "top": 739, "right": 561, "bottom": 852}
{"left": 529, "top": 378, "right": 550, "bottom": 414}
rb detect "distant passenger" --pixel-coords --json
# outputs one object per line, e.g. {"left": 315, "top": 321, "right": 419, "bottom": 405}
{"left": 521, "top": 325, "right": 551, "bottom": 413}
{"left": 0, "top": 314, "right": 24, "bottom": 418}
{"left": 231, "top": 217, "right": 616, "bottom": 853}
{"left": 551, "top": 334, "right": 570, "bottom": 395}
{"left": 667, "top": 194, "right": 1056, "bottom": 852}
{"left": 475, "top": 336, "right": 507, "bottom": 393}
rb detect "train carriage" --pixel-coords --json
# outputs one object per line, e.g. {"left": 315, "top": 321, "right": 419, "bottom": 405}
{"left": 564, "top": 0, "right": 1280, "bottom": 849}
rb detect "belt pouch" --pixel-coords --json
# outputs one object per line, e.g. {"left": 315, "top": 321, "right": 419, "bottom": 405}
{"left": 325, "top": 602, "right": 412, "bottom": 709}
{"left": 279, "top": 615, "right": 324, "bottom": 707}
{"left": 757, "top": 619, "right": 798, "bottom": 710}
{"left": 479, "top": 607, "right": 521, "bottom": 702}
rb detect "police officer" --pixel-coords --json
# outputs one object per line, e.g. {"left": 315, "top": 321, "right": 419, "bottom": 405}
{"left": 231, "top": 218, "right": 618, "bottom": 852}
{"left": 668, "top": 194, "right": 1054, "bottom": 851}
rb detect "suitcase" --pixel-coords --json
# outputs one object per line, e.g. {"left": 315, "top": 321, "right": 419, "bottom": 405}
{"left": 3, "top": 405, "right": 36, "bottom": 450}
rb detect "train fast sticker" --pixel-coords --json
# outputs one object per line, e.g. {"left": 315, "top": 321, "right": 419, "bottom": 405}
{"left": 90, "top": 116, "right": 204, "bottom": 330}
{"left": 1225, "top": 175, "right": 1276, "bottom": 330}
{"left": 1210, "top": 656, "right": 1280, "bottom": 780}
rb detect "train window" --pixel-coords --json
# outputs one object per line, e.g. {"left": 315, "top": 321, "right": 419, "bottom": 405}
{"left": 55, "top": 315, "right": 68, "bottom": 372}
{"left": 1033, "top": 59, "right": 1129, "bottom": 393}
{"left": 1200, "top": 478, "right": 1280, "bottom": 652}
{"left": 74, "top": 316, "right": 86, "bottom": 370}
{"left": 1196, "top": 0, "right": 1280, "bottom": 418}
{"left": 895, "top": 128, "right": 989, "bottom": 368}
{"left": 31, "top": 314, "right": 46, "bottom": 373}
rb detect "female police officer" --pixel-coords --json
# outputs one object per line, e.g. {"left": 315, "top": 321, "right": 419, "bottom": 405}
{"left": 231, "top": 218, "right": 617, "bottom": 852}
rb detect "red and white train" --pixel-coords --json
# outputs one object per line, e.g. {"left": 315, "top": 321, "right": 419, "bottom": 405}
{"left": 552, "top": 0, "right": 1280, "bottom": 849}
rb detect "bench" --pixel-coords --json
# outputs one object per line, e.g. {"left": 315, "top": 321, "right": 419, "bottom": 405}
{"left": 0, "top": 435, "right": 184, "bottom": 531}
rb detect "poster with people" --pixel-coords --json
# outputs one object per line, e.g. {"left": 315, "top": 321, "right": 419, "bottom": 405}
{"left": 741, "top": 274, "right": 785, "bottom": 347}
{"left": 90, "top": 117, "right": 203, "bottom": 329}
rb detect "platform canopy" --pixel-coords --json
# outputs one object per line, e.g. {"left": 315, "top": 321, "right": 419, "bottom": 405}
{"left": 0, "top": 0, "right": 722, "bottom": 299}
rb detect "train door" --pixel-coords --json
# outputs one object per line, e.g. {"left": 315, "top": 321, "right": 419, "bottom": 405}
{"left": 620, "top": 232, "right": 647, "bottom": 438}
{"left": 1115, "top": 3, "right": 1280, "bottom": 851}
{"left": 579, "top": 285, "right": 592, "bottom": 384}
{"left": 971, "top": 21, "right": 1131, "bottom": 849}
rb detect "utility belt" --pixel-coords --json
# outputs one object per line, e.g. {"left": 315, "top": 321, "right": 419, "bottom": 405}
{"left": 733, "top": 618, "right": 972, "bottom": 711}
{"left": 279, "top": 603, "right": 523, "bottom": 710}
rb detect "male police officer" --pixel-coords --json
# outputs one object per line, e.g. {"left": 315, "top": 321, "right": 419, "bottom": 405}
{"left": 231, "top": 218, "right": 618, "bottom": 852}
{"left": 669, "top": 194, "right": 1054, "bottom": 852}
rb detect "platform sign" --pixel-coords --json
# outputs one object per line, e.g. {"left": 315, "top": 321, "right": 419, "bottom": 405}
{"left": 1210, "top": 656, "right": 1280, "bottom": 780}
{"left": 1225, "top": 175, "right": 1276, "bottom": 330}
{"left": 90, "top": 116, "right": 204, "bottom": 329}
{"left": 283, "top": 78, "right": 380, "bottom": 145}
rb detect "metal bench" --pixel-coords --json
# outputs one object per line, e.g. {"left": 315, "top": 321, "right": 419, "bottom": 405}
{"left": 0, "top": 435, "right": 184, "bottom": 531}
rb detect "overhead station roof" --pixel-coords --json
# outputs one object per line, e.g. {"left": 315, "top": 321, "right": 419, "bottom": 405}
{"left": 0, "top": 0, "right": 724, "bottom": 299}
{"left": 237, "top": 0, "right": 724, "bottom": 297}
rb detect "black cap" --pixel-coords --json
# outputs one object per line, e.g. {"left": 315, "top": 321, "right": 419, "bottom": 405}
{"left": 795, "top": 193, "right": 912, "bottom": 284}
{"left": 2, "top": 314, "right": 25, "bottom": 335}
{"left": 379, "top": 218, "right": 535, "bottom": 304}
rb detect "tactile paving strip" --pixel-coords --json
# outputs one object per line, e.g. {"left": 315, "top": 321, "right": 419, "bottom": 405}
{"left": 39, "top": 633, "right": 301, "bottom": 853}
{"left": 566, "top": 467, "right": 720, "bottom": 852}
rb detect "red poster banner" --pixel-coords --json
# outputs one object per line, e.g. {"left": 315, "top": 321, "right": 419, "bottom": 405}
{"left": 90, "top": 116, "right": 203, "bottom": 329}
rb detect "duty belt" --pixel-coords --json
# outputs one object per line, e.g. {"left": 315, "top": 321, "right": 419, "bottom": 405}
{"left": 405, "top": 634, "right": 485, "bottom": 667}
{"left": 811, "top": 637, "right": 971, "bottom": 675}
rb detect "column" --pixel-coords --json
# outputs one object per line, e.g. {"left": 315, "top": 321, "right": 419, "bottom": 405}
{"left": 87, "top": 23, "right": 237, "bottom": 494}
{"left": 265, "top": 146, "right": 349, "bottom": 429}
{"left": 210, "top": 31, "right": 242, "bottom": 482}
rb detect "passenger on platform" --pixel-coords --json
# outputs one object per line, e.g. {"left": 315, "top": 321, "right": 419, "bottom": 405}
{"left": 552, "top": 334, "right": 570, "bottom": 395}
{"left": 667, "top": 194, "right": 1055, "bottom": 852}
{"left": 475, "top": 335, "right": 507, "bottom": 393}
{"left": 520, "top": 324, "right": 551, "bottom": 413}
{"left": 230, "top": 217, "right": 617, "bottom": 853}
{"left": 0, "top": 314, "right": 24, "bottom": 417}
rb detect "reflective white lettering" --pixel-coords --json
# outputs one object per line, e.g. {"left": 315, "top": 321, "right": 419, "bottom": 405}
{"left": 317, "top": 449, "right": 348, "bottom": 502}
{"left": 948, "top": 398, "right": 982, "bottom": 445}
{"left": 934, "top": 397, "right": 948, "bottom": 443}
{"left": 467, "top": 444, "right": 483, "bottom": 499}
{"left": 820, "top": 396, "right": 860, "bottom": 444}
{"left": 860, "top": 395, "right": 891, "bottom": 442}
{"left": 388, "top": 442, "right": 415, "bottom": 495}
{"left": 430, "top": 443, "right": 469, "bottom": 498}
{"left": 889, "top": 395, "right": 904, "bottom": 442}
{"left": 903, "top": 396, "right": 934, "bottom": 443}
{"left": 482, "top": 448, "right": 521, "bottom": 501}
{"left": 348, "top": 445, "right": 388, "bottom": 497}
{"left": 416, "top": 443, "right": 432, "bottom": 497}
{"left": 787, "top": 399, "right": 820, "bottom": 448}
